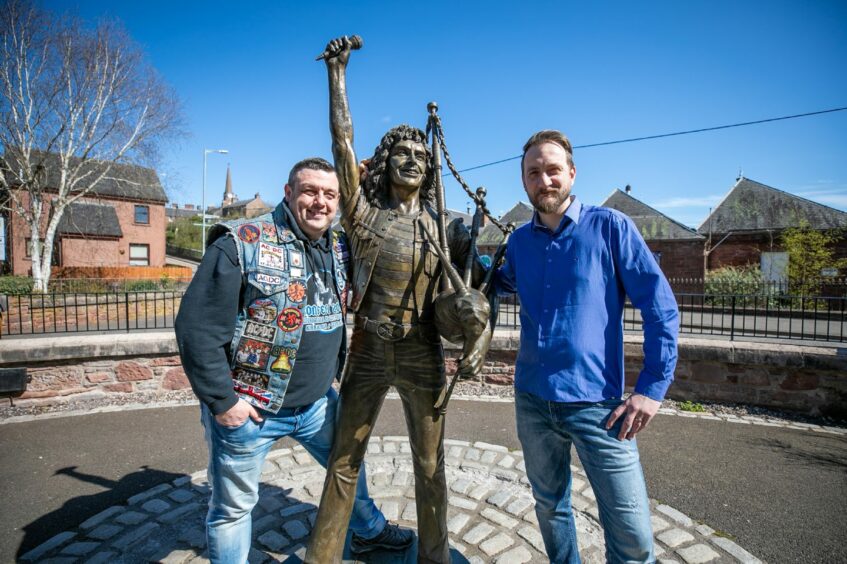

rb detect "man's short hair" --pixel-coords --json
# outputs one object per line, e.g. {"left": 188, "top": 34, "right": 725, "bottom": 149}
{"left": 287, "top": 157, "right": 335, "bottom": 187}
{"left": 521, "top": 130, "right": 575, "bottom": 172}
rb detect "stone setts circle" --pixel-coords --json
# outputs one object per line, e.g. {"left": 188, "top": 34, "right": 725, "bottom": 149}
{"left": 21, "top": 437, "right": 761, "bottom": 563}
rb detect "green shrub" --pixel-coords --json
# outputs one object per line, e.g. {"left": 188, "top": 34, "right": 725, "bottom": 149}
{"left": 125, "top": 279, "right": 161, "bottom": 292}
{"left": 0, "top": 276, "right": 35, "bottom": 295}
{"left": 705, "top": 265, "right": 764, "bottom": 295}
{"left": 678, "top": 400, "right": 706, "bottom": 413}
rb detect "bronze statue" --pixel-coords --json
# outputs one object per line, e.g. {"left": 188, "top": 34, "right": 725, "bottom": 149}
{"left": 304, "top": 36, "right": 492, "bottom": 563}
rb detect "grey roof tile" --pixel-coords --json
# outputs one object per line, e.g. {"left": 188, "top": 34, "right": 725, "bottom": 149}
{"left": 601, "top": 190, "right": 704, "bottom": 240}
{"left": 697, "top": 177, "right": 847, "bottom": 233}
{"left": 57, "top": 202, "right": 123, "bottom": 238}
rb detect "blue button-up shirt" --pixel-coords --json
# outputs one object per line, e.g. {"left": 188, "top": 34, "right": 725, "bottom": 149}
{"left": 495, "top": 197, "right": 679, "bottom": 402}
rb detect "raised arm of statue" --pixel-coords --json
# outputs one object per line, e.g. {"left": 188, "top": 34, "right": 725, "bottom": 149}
{"left": 321, "top": 36, "right": 360, "bottom": 211}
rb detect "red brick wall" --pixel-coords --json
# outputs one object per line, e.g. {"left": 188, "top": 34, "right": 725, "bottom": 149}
{"left": 646, "top": 240, "right": 704, "bottom": 280}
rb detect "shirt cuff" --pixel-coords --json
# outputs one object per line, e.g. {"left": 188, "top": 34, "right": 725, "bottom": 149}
{"left": 633, "top": 369, "right": 673, "bottom": 402}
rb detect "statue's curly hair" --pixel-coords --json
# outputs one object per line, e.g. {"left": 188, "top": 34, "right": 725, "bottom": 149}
{"left": 362, "top": 124, "right": 437, "bottom": 208}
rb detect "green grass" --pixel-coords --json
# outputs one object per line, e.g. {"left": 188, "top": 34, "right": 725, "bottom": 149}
{"left": 678, "top": 400, "right": 707, "bottom": 413}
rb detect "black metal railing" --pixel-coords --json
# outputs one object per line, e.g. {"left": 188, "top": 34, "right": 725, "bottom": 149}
{"left": 1, "top": 291, "right": 183, "bottom": 337}
{"left": 497, "top": 292, "right": 846, "bottom": 343}
{"left": 1, "top": 289, "right": 845, "bottom": 342}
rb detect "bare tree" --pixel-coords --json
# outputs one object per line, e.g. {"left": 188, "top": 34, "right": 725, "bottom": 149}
{"left": 0, "top": 0, "right": 183, "bottom": 292}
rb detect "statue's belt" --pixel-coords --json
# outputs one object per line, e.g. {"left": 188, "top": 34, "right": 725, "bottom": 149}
{"left": 353, "top": 315, "right": 435, "bottom": 342}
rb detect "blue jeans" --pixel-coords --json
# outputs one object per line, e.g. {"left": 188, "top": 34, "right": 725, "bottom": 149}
{"left": 201, "top": 388, "right": 386, "bottom": 564}
{"left": 515, "top": 391, "right": 655, "bottom": 564}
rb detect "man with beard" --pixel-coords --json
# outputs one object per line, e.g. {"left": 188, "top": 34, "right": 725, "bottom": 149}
{"left": 494, "top": 130, "right": 679, "bottom": 563}
{"left": 304, "top": 36, "right": 490, "bottom": 563}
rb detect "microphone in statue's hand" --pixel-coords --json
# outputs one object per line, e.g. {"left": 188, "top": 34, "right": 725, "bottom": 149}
{"left": 316, "top": 35, "right": 363, "bottom": 61}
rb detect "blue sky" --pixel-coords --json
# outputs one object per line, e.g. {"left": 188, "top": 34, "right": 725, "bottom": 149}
{"left": 47, "top": 0, "right": 847, "bottom": 228}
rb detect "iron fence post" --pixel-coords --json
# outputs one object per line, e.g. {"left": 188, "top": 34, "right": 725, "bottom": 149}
{"left": 730, "top": 295, "right": 736, "bottom": 341}
{"left": 125, "top": 292, "right": 130, "bottom": 333}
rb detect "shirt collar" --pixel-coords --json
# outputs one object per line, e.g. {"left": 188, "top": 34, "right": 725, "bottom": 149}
{"left": 531, "top": 196, "right": 582, "bottom": 234}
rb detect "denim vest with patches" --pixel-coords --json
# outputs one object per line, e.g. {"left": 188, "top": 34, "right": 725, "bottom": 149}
{"left": 208, "top": 203, "right": 350, "bottom": 414}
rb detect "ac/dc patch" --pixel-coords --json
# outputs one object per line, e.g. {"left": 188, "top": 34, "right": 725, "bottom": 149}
{"left": 235, "top": 338, "right": 271, "bottom": 371}
{"left": 261, "top": 222, "right": 279, "bottom": 243}
{"left": 289, "top": 250, "right": 304, "bottom": 268}
{"left": 269, "top": 346, "right": 297, "bottom": 374}
{"left": 238, "top": 224, "right": 261, "bottom": 243}
{"left": 255, "top": 273, "right": 283, "bottom": 286}
{"left": 247, "top": 298, "right": 278, "bottom": 323}
{"left": 243, "top": 320, "right": 277, "bottom": 343}
{"left": 277, "top": 307, "right": 303, "bottom": 332}
{"left": 258, "top": 242, "right": 286, "bottom": 271}
{"left": 287, "top": 281, "right": 306, "bottom": 302}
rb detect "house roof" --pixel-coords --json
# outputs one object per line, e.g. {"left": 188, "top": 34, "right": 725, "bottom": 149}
{"left": 697, "top": 177, "right": 847, "bottom": 234}
{"left": 223, "top": 193, "right": 271, "bottom": 210}
{"left": 477, "top": 202, "right": 534, "bottom": 246}
{"left": 57, "top": 201, "right": 123, "bottom": 238}
{"left": 4, "top": 151, "right": 167, "bottom": 203}
{"left": 601, "top": 189, "right": 704, "bottom": 240}
{"left": 166, "top": 207, "right": 202, "bottom": 219}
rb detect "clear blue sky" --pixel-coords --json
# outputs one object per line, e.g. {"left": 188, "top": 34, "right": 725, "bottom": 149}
{"left": 47, "top": 0, "right": 847, "bottom": 228}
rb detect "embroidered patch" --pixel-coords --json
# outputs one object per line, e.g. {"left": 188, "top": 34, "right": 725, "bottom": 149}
{"left": 238, "top": 224, "right": 260, "bottom": 243}
{"left": 276, "top": 307, "right": 303, "bottom": 332}
{"left": 232, "top": 371, "right": 273, "bottom": 407}
{"left": 243, "top": 320, "right": 277, "bottom": 343}
{"left": 255, "top": 273, "right": 283, "bottom": 286}
{"left": 290, "top": 267, "right": 304, "bottom": 279}
{"left": 279, "top": 228, "right": 295, "bottom": 242}
{"left": 235, "top": 338, "right": 271, "bottom": 371}
{"left": 247, "top": 298, "right": 278, "bottom": 323}
{"left": 258, "top": 242, "right": 287, "bottom": 271}
{"left": 232, "top": 369, "right": 269, "bottom": 389}
{"left": 287, "top": 281, "right": 306, "bottom": 302}
{"left": 269, "top": 346, "right": 297, "bottom": 374}
{"left": 261, "top": 222, "right": 279, "bottom": 243}
{"left": 289, "top": 250, "right": 303, "bottom": 268}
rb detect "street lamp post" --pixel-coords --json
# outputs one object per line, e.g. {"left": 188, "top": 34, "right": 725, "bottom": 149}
{"left": 202, "top": 148, "right": 229, "bottom": 255}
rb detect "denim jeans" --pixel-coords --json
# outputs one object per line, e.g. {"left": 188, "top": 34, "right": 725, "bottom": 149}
{"left": 201, "top": 387, "right": 386, "bottom": 564}
{"left": 515, "top": 391, "right": 655, "bottom": 564}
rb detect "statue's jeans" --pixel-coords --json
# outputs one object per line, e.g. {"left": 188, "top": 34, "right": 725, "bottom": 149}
{"left": 306, "top": 328, "right": 450, "bottom": 564}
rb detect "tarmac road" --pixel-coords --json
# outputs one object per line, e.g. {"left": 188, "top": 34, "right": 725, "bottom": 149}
{"left": 1, "top": 399, "right": 845, "bottom": 563}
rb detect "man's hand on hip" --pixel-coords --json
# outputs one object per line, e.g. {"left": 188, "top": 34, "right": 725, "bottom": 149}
{"left": 606, "top": 394, "right": 661, "bottom": 441}
{"left": 215, "top": 398, "right": 264, "bottom": 428}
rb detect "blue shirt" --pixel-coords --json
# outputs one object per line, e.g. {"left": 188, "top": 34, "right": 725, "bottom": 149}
{"left": 495, "top": 197, "right": 679, "bottom": 403}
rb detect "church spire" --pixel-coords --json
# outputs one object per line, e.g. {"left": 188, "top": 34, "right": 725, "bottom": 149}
{"left": 222, "top": 164, "right": 237, "bottom": 206}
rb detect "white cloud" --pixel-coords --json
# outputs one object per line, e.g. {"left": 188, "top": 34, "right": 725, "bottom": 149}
{"left": 380, "top": 115, "right": 392, "bottom": 124}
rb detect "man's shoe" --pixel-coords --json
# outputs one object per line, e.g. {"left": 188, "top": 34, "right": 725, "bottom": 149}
{"left": 350, "top": 522, "right": 414, "bottom": 554}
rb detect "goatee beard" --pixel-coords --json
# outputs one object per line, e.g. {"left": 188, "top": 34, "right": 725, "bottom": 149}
{"left": 532, "top": 191, "right": 568, "bottom": 214}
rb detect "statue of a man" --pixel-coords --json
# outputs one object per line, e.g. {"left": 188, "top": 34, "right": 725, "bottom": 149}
{"left": 305, "top": 36, "right": 491, "bottom": 563}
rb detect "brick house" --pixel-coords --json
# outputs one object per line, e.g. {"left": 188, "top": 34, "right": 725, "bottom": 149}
{"left": 601, "top": 187, "right": 705, "bottom": 280}
{"left": 698, "top": 177, "right": 847, "bottom": 280}
{"left": 2, "top": 155, "right": 168, "bottom": 274}
{"left": 476, "top": 202, "right": 533, "bottom": 259}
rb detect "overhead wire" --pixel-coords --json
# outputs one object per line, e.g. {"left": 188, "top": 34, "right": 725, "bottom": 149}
{"left": 450, "top": 106, "right": 847, "bottom": 175}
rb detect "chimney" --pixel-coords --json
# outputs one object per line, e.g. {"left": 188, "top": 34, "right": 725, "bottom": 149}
{"left": 185, "top": 204, "right": 194, "bottom": 210}
{"left": 625, "top": 184, "right": 632, "bottom": 194}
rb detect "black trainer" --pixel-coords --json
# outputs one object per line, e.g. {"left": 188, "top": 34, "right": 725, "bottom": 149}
{"left": 350, "top": 522, "right": 414, "bottom": 554}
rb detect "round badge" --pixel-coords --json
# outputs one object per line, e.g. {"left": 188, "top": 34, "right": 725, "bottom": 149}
{"left": 287, "top": 281, "right": 306, "bottom": 302}
{"left": 247, "top": 298, "right": 277, "bottom": 323}
{"left": 238, "top": 224, "right": 260, "bottom": 243}
{"left": 277, "top": 307, "right": 303, "bottom": 332}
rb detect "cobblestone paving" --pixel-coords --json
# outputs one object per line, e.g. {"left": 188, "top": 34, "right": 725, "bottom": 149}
{"left": 21, "top": 437, "right": 762, "bottom": 563}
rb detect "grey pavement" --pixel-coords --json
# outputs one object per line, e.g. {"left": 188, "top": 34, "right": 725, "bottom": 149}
{"left": 1, "top": 398, "right": 845, "bottom": 563}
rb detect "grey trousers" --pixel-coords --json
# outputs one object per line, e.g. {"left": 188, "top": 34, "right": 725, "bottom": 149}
{"left": 305, "top": 327, "right": 450, "bottom": 564}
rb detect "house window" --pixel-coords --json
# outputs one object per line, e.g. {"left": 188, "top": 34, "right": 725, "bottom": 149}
{"left": 24, "top": 237, "right": 32, "bottom": 258}
{"left": 134, "top": 205, "right": 150, "bottom": 224}
{"left": 761, "top": 252, "right": 788, "bottom": 283}
{"left": 129, "top": 244, "right": 150, "bottom": 266}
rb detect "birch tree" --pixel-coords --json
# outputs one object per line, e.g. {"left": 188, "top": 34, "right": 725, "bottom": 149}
{"left": 0, "top": 0, "right": 182, "bottom": 291}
